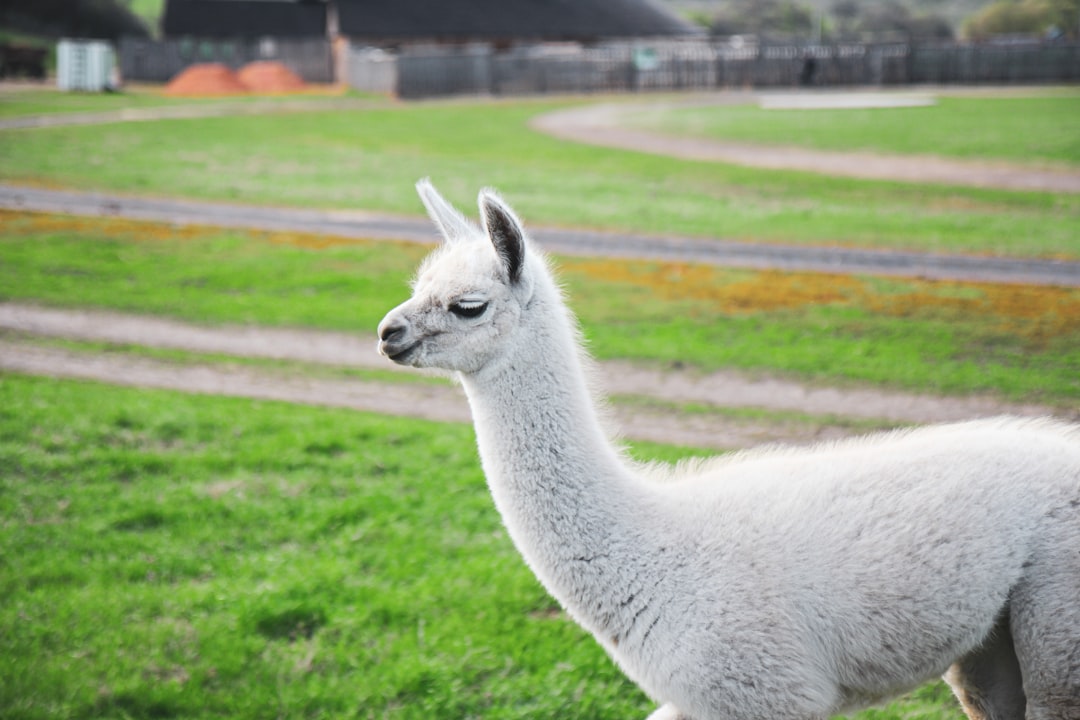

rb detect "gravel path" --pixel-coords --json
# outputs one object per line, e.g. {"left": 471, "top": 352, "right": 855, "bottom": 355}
{"left": 1, "top": 339, "right": 866, "bottom": 450}
{"left": 2, "top": 303, "right": 1068, "bottom": 450}
{"left": 531, "top": 100, "right": 1080, "bottom": 194}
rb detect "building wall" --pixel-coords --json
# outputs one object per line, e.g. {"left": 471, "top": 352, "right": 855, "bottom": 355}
{"left": 120, "top": 37, "right": 333, "bottom": 83}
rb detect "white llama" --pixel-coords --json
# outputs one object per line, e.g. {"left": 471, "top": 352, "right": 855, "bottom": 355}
{"left": 377, "top": 180, "right": 1080, "bottom": 720}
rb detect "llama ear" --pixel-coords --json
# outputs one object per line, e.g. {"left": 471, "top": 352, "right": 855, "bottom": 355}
{"left": 416, "top": 178, "right": 477, "bottom": 244}
{"left": 479, "top": 188, "right": 525, "bottom": 284}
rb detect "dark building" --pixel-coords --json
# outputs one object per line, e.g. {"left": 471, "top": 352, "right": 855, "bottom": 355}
{"left": 162, "top": 0, "right": 698, "bottom": 44}
{"left": 162, "top": 0, "right": 329, "bottom": 39}
{"left": 2, "top": 0, "right": 150, "bottom": 41}
{"left": 336, "top": 0, "right": 698, "bottom": 46}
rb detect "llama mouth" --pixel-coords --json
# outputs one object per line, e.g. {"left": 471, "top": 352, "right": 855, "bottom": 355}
{"left": 385, "top": 343, "right": 419, "bottom": 364}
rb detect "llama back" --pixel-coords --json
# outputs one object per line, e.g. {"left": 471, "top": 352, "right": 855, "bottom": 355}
{"left": 654, "top": 417, "right": 1079, "bottom": 704}
{"left": 673, "top": 416, "right": 1079, "bottom": 497}
{"left": 671, "top": 417, "right": 1080, "bottom": 577}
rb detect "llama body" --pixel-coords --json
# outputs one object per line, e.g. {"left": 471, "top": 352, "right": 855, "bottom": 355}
{"left": 378, "top": 181, "right": 1080, "bottom": 719}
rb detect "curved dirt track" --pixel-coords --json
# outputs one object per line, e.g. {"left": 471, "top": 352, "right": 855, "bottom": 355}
{"left": 531, "top": 99, "right": 1080, "bottom": 194}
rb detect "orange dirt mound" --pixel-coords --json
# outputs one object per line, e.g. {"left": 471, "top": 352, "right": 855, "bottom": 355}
{"left": 165, "top": 63, "right": 249, "bottom": 96}
{"left": 237, "top": 61, "right": 306, "bottom": 93}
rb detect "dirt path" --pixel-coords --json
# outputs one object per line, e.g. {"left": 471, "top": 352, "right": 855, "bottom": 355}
{"left": 1, "top": 339, "right": 865, "bottom": 450}
{"left": 2, "top": 303, "right": 1068, "bottom": 450}
{"left": 531, "top": 99, "right": 1080, "bottom": 194}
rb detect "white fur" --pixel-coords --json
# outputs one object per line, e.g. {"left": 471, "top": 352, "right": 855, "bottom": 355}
{"left": 378, "top": 181, "right": 1080, "bottom": 720}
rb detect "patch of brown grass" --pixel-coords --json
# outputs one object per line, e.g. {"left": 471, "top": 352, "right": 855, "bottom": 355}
{"left": 0, "top": 209, "right": 377, "bottom": 251}
{"left": 564, "top": 257, "right": 1080, "bottom": 348}
{"left": 6, "top": 209, "right": 1076, "bottom": 349}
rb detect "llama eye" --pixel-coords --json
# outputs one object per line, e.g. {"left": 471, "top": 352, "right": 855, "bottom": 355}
{"left": 449, "top": 300, "right": 488, "bottom": 319}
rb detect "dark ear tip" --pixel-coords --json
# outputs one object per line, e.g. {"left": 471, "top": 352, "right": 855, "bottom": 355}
{"left": 478, "top": 188, "right": 516, "bottom": 228}
{"left": 478, "top": 192, "right": 504, "bottom": 227}
{"left": 479, "top": 189, "right": 525, "bottom": 284}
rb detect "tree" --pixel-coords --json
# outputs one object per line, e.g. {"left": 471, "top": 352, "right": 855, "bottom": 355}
{"left": 1041, "top": 0, "right": 1079, "bottom": 37}
{"left": 709, "top": 0, "right": 816, "bottom": 38}
{"left": 0, "top": 0, "right": 150, "bottom": 40}
{"left": 854, "top": 0, "right": 954, "bottom": 41}
{"left": 962, "top": 0, "right": 1061, "bottom": 39}
{"left": 829, "top": 0, "right": 860, "bottom": 38}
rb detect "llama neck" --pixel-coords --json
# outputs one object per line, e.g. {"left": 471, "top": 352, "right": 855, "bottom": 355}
{"left": 458, "top": 291, "right": 651, "bottom": 627}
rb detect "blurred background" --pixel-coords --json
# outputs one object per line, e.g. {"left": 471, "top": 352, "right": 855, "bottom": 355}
{"left": 1, "top": 0, "right": 1078, "bottom": 91}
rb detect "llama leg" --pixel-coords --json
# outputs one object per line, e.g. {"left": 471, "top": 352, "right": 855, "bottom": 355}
{"left": 942, "top": 612, "right": 1025, "bottom": 720}
{"left": 1009, "top": 508, "right": 1080, "bottom": 720}
{"left": 645, "top": 703, "right": 692, "bottom": 720}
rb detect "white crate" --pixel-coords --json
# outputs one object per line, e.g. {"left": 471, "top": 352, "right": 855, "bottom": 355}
{"left": 57, "top": 39, "right": 115, "bottom": 92}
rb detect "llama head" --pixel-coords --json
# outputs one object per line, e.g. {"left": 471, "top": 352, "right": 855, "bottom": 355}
{"left": 377, "top": 180, "right": 537, "bottom": 374}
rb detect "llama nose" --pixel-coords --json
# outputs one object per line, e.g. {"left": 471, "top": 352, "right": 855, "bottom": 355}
{"left": 379, "top": 319, "right": 406, "bottom": 344}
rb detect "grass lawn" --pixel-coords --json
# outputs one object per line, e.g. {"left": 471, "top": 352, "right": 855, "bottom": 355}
{"left": 0, "top": 373, "right": 968, "bottom": 720}
{"left": 0, "top": 88, "right": 371, "bottom": 119}
{"left": 0, "top": 374, "right": 648, "bottom": 719}
{"left": 620, "top": 92, "right": 1080, "bottom": 166}
{"left": 2, "top": 211, "right": 1078, "bottom": 405}
{"left": 0, "top": 93, "right": 1076, "bottom": 258}
{"left": 0, "top": 89, "right": 191, "bottom": 119}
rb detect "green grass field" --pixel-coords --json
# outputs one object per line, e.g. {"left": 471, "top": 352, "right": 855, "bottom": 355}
{"left": 0, "top": 89, "right": 183, "bottom": 119}
{"left": 0, "top": 91, "right": 312, "bottom": 120}
{"left": 0, "top": 88, "right": 377, "bottom": 120}
{"left": 0, "top": 91, "right": 1076, "bottom": 258}
{"left": 0, "top": 374, "right": 649, "bottom": 719}
{"left": 621, "top": 92, "right": 1080, "bottom": 166}
{"left": 0, "top": 374, "right": 967, "bottom": 720}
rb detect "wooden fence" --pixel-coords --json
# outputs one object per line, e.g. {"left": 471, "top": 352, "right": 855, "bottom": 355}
{"left": 348, "top": 41, "right": 1080, "bottom": 99}
{"left": 119, "top": 37, "right": 333, "bottom": 84}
